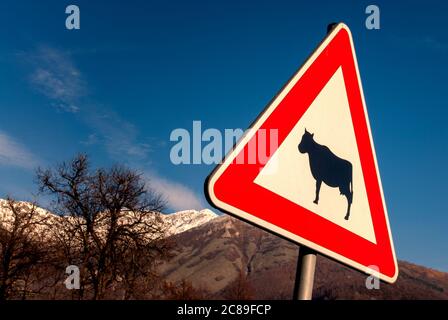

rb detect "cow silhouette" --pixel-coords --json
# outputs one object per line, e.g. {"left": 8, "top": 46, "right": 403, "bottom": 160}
{"left": 298, "top": 129, "right": 353, "bottom": 220}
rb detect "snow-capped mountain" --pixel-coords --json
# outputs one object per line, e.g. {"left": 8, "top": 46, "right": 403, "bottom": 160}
{"left": 0, "top": 198, "right": 218, "bottom": 237}
{"left": 162, "top": 209, "right": 217, "bottom": 236}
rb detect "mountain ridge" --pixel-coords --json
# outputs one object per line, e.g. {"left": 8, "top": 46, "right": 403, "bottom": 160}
{"left": 0, "top": 199, "right": 218, "bottom": 237}
{"left": 1, "top": 199, "right": 447, "bottom": 299}
{"left": 160, "top": 215, "right": 448, "bottom": 299}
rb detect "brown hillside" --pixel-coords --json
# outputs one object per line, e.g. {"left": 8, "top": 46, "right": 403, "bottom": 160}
{"left": 159, "top": 215, "right": 448, "bottom": 300}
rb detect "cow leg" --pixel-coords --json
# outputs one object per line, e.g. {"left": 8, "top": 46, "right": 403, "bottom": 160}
{"left": 344, "top": 191, "right": 352, "bottom": 220}
{"left": 344, "top": 200, "right": 351, "bottom": 220}
{"left": 313, "top": 180, "right": 322, "bottom": 204}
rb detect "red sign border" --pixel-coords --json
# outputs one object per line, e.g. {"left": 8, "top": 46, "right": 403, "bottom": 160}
{"left": 205, "top": 23, "right": 398, "bottom": 283}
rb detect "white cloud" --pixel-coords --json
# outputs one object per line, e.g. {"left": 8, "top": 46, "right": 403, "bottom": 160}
{"left": 83, "top": 109, "right": 152, "bottom": 160}
{"left": 20, "top": 45, "right": 202, "bottom": 212}
{"left": 422, "top": 36, "right": 448, "bottom": 51}
{"left": 26, "top": 46, "right": 85, "bottom": 113}
{"left": 0, "top": 132, "right": 39, "bottom": 169}
{"left": 23, "top": 46, "right": 151, "bottom": 159}
{"left": 145, "top": 172, "right": 205, "bottom": 211}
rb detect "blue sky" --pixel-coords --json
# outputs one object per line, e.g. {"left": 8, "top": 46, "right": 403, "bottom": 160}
{"left": 0, "top": 0, "right": 446, "bottom": 271}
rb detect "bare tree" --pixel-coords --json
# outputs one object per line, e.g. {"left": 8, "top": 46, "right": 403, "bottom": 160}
{"left": 160, "top": 279, "right": 207, "bottom": 300}
{"left": 223, "top": 270, "right": 254, "bottom": 300}
{"left": 0, "top": 198, "right": 50, "bottom": 300}
{"left": 37, "top": 154, "right": 170, "bottom": 299}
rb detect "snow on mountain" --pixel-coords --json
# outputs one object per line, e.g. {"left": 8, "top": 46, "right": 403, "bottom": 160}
{"left": 0, "top": 199, "right": 54, "bottom": 219}
{"left": 0, "top": 198, "right": 59, "bottom": 226}
{"left": 0, "top": 199, "right": 218, "bottom": 237}
{"left": 162, "top": 209, "right": 218, "bottom": 236}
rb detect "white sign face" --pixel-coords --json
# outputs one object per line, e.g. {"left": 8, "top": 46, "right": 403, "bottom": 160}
{"left": 205, "top": 23, "right": 398, "bottom": 283}
{"left": 254, "top": 67, "right": 376, "bottom": 243}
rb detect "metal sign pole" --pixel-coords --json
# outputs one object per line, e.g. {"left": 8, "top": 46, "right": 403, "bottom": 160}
{"left": 292, "top": 23, "right": 339, "bottom": 301}
{"left": 293, "top": 246, "right": 317, "bottom": 300}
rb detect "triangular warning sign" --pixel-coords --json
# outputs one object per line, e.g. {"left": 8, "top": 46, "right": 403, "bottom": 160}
{"left": 205, "top": 23, "right": 398, "bottom": 283}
